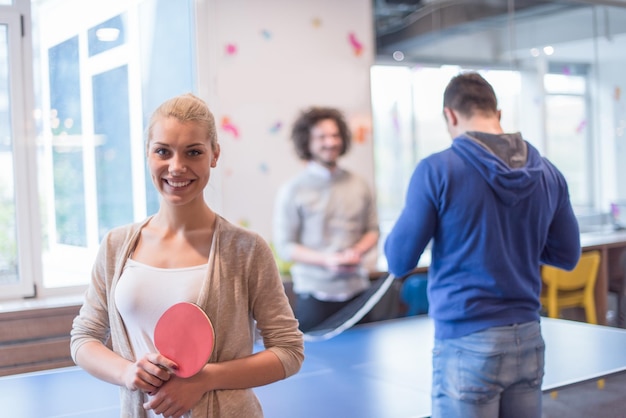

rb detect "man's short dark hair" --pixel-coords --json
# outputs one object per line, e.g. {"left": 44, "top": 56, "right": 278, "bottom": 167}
{"left": 290, "top": 107, "right": 351, "bottom": 161}
{"left": 443, "top": 72, "right": 498, "bottom": 118}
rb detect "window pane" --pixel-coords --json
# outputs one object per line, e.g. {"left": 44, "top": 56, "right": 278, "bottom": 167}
{"left": 0, "top": 23, "right": 18, "bottom": 285}
{"left": 93, "top": 65, "right": 133, "bottom": 241}
{"left": 411, "top": 67, "right": 456, "bottom": 160}
{"left": 544, "top": 72, "right": 586, "bottom": 95}
{"left": 372, "top": 65, "right": 524, "bottom": 246}
{"left": 138, "top": 0, "right": 197, "bottom": 214}
{"left": 88, "top": 14, "right": 126, "bottom": 57}
{"left": 545, "top": 94, "right": 589, "bottom": 206}
{"left": 48, "top": 36, "right": 87, "bottom": 247}
{"left": 371, "top": 65, "right": 415, "bottom": 237}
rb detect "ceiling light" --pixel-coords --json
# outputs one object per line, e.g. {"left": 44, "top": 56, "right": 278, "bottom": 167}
{"left": 96, "top": 28, "right": 120, "bottom": 42}
{"left": 392, "top": 51, "right": 405, "bottom": 61}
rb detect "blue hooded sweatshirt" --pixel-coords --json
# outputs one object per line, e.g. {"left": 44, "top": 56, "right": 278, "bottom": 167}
{"left": 384, "top": 132, "right": 581, "bottom": 339}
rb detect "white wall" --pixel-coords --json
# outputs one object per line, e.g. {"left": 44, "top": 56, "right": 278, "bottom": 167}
{"left": 196, "top": 0, "right": 375, "bottom": 241}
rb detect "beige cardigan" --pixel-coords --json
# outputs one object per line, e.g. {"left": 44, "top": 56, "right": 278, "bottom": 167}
{"left": 70, "top": 215, "right": 304, "bottom": 417}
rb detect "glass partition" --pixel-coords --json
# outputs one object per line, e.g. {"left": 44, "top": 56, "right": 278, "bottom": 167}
{"left": 372, "top": 1, "right": 626, "bottom": 238}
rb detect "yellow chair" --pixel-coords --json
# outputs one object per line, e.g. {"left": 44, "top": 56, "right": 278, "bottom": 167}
{"left": 540, "top": 250, "right": 601, "bottom": 324}
{"left": 540, "top": 250, "right": 603, "bottom": 398}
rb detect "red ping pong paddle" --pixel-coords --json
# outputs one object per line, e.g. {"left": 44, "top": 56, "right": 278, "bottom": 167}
{"left": 154, "top": 302, "right": 215, "bottom": 378}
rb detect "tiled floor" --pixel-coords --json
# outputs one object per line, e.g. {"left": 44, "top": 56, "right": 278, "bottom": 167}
{"left": 541, "top": 298, "right": 626, "bottom": 417}
{"left": 542, "top": 372, "right": 626, "bottom": 418}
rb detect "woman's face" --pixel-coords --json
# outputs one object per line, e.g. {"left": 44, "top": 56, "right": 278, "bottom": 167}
{"left": 147, "top": 117, "right": 219, "bottom": 207}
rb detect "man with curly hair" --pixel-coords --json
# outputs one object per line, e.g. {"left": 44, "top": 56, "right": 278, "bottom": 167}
{"left": 273, "top": 107, "right": 379, "bottom": 333}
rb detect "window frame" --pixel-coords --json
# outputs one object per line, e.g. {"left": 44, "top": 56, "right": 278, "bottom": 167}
{"left": 1, "top": 3, "right": 40, "bottom": 299}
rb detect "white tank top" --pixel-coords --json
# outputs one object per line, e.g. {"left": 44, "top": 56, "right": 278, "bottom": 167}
{"left": 115, "top": 258, "right": 207, "bottom": 418}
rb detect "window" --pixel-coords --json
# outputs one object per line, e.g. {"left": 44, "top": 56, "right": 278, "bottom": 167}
{"left": 34, "top": 0, "right": 196, "bottom": 291}
{"left": 1, "top": 0, "right": 196, "bottom": 299}
{"left": 371, "top": 62, "right": 599, "bottom": 249}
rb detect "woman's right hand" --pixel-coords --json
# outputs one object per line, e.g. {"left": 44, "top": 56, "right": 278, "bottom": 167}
{"left": 123, "top": 352, "right": 178, "bottom": 395}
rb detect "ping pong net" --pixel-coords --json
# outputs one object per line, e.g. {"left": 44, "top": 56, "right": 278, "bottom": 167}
{"left": 303, "top": 273, "right": 398, "bottom": 342}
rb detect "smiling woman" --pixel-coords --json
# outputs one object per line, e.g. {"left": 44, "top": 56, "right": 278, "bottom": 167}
{"left": 69, "top": 93, "right": 304, "bottom": 417}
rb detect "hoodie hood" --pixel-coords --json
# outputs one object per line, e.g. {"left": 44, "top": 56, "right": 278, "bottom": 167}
{"left": 451, "top": 132, "right": 542, "bottom": 206}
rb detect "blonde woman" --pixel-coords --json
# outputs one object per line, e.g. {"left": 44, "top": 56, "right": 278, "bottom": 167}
{"left": 71, "top": 93, "right": 304, "bottom": 418}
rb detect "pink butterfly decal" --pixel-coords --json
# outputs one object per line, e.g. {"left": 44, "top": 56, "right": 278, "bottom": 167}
{"left": 348, "top": 32, "right": 363, "bottom": 56}
{"left": 221, "top": 116, "right": 240, "bottom": 138}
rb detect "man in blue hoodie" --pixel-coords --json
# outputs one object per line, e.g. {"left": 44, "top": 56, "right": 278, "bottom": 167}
{"left": 384, "top": 72, "right": 581, "bottom": 418}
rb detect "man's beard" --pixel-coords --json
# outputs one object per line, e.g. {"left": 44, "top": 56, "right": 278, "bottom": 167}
{"left": 314, "top": 148, "right": 339, "bottom": 168}
{"left": 316, "top": 157, "right": 337, "bottom": 169}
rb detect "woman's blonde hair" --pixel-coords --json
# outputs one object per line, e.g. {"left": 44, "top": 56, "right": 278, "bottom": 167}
{"left": 146, "top": 93, "right": 218, "bottom": 152}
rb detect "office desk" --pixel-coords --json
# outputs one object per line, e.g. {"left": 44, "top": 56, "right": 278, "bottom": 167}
{"left": 4, "top": 316, "right": 626, "bottom": 418}
{"left": 580, "top": 230, "right": 626, "bottom": 325}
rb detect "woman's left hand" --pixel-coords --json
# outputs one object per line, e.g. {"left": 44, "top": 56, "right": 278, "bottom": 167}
{"left": 142, "top": 373, "right": 206, "bottom": 418}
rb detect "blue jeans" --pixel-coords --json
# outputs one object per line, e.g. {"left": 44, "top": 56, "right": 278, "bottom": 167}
{"left": 431, "top": 321, "right": 545, "bottom": 418}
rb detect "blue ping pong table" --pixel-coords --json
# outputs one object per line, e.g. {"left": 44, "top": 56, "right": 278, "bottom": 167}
{"left": 4, "top": 315, "right": 626, "bottom": 418}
